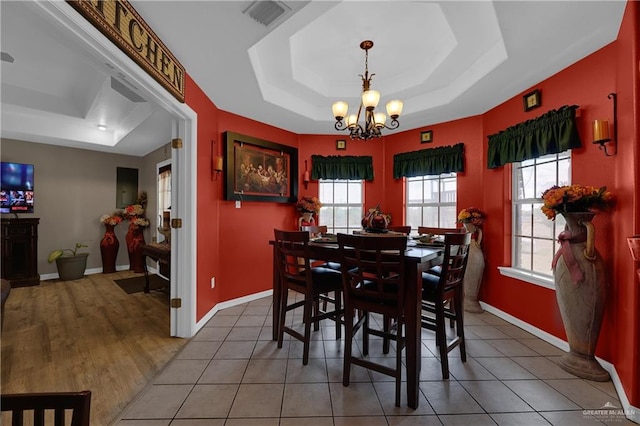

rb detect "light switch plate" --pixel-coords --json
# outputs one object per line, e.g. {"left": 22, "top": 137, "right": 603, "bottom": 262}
{"left": 235, "top": 200, "right": 241, "bottom": 208}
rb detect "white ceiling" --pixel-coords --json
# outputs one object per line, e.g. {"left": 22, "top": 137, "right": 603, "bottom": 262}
{"left": 0, "top": 0, "right": 626, "bottom": 157}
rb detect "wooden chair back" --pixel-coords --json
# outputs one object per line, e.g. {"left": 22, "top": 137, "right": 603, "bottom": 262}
{"left": 1, "top": 390, "right": 91, "bottom": 426}
{"left": 274, "top": 229, "right": 312, "bottom": 291}
{"left": 437, "top": 232, "right": 472, "bottom": 296}
{"left": 338, "top": 233, "right": 408, "bottom": 323}
{"left": 387, "top": 225, "right": 412, "bottom": 235}
{"left": 418, "top": 226, "right": 464, "bottom": 236}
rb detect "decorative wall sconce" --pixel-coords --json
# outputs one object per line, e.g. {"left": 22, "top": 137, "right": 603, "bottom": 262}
{"left": 303, "top": 160, "right": 310, "bottom": 189}
{"left": 211, "top": 139, "right": 224, "bottom": 180}
{"left": 592, "top": 92, "right": 616, "bottom": 156}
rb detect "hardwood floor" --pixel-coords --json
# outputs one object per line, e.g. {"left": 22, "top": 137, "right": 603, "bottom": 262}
{"left": 1, "top": 271, "right": 186, "bottom": 425}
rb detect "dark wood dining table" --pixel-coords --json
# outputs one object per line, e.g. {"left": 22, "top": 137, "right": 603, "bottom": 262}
{"left": 270, "top": 237, "right": 444, "bottom": 409}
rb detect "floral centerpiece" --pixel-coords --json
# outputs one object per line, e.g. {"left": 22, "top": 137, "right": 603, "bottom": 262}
{"left": 296, "top": 196, "right": 322, "bottom": 214}
{"left": 124, "top": 203, "right": 145, "bottom": 218}
{"left": 457, "top": 207, "right": 486, "bottom": 226}
{"left": 100, "top": 213, "right": 123, "bottom": 227}
{"left": 541, "top": 185, "right": 614, "bottom": 220}
{"left": 362, "top": 204, "right": 391, "bottom": 231}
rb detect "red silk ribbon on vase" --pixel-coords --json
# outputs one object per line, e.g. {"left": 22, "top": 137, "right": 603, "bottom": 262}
{"left": 552, "top": 230, "right": 587, "bottom": 285}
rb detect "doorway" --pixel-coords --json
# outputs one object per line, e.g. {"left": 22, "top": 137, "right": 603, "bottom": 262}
{"left": 37, "top": 1, "right": 197, "bottom": 337}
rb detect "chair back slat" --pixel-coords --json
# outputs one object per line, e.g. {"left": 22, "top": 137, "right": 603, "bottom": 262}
{"left": 1, "top": 390, "right": 91, "bottom": 426}
{"left": 338, "top": 234, "right": 407, "bottom": 314}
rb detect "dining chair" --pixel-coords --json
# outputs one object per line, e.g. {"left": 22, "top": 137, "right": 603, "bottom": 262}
{"left": 273, "top": 229, "right": 344, "bottom": 365}
{"left": 1, "top": 390, "right": 92, "bottom": 426}
{"left": 421, "top": 231, "right": 472, "bottom": 379}
{"left": 337, "top": 233, "right": 408, "bottom": 407}
{"left": 388, "top": 225, "right": 412, "bottom": 235}
{"left": 418, "top": 226, "right": 465, "bottom": 277}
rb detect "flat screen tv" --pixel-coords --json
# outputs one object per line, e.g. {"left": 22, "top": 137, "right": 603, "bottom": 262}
{"left": 1, "top": 162, "right": 35, "bottom": 214}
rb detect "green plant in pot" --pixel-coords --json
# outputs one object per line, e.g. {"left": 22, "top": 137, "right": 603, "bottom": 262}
{"left": 48, "top": 243, "right": 89, "bottom": 281}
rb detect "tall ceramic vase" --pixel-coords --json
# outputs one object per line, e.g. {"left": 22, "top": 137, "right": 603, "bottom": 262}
{"left": 553, "top": 212, "right": 609, "bottom": 381}
{"left": 100, "top": 224, "right": 119, "bottom": 273}
{"left": 463, "top": 223, "right": 485, "bottom": 313}
{"left": 126, "top": 222, "right": 146, "bottom": 273}
{"left": 298, "top": 211, "right": 314, "bottom": 228}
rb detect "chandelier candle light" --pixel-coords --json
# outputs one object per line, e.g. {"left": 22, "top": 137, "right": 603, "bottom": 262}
{"left": 332, "top": 40, "right": 403, "bottom": 141}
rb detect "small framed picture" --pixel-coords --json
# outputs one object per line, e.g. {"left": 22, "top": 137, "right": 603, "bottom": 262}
{"left": 420, "top": 130, "right": 433, "bottom": 144}
{"left": 336, "top": 139, "right": 347, "bottom": 150}
{"left": 523, "top": 89, "right": 541, "bottom": 112}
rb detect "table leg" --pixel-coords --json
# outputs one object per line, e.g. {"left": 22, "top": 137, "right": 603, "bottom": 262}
{"left": 143, "top": 255, "right": 150, "bottom": 293}
{"left": 272, "top": 244, "right": 280, "bottom": 341}
{"left": 405, "top": 262, "right": 422, "bottom": 409}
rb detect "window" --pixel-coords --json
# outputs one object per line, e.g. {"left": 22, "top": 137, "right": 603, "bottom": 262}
{"left": 512, "top": 152, "right": 571, "bottom": 277}
{"left": 318, "top": 180, "right": 363, "bottom": 235}
{"left": 406, "top": 173, "right": 457, "bottom": 229}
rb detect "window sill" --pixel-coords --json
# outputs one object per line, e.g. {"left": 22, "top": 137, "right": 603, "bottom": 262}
{"left": 498, "top": 267, "right": 555, "bottom": 290}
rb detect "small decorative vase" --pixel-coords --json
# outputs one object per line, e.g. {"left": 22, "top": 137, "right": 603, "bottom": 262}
{"left": 100, "top": 224, "right": 119, "bottom": 273}
{"left": 553, "top": 212, "right": 609, "bottom": 381}
{"left": 298, "top": 211, "right": 314, "bottom": 228}
{"left": 463, "top": 222, "right": 485, "bottom": 313}
{"left": 126, "top": 222, "right": 146, "bottom": 273}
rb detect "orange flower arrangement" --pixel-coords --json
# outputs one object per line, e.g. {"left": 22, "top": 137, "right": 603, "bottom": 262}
{"left": 541, "top": 184, "right": 614, "bottom": 220}
{"left": 457, "top": 207, "right": 486, "bottom": 226}
{"left": 296, "top": 196, "right": 322, "bottom": 214}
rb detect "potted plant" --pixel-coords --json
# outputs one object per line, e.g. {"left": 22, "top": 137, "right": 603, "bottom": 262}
{"left": 48, "top": 243, "right": 89, "bottom": 281}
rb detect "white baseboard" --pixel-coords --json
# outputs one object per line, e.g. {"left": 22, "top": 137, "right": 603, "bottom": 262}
{"left": 195, "top": 289, "right": 273, "bottom": 333}
{"left": 39, "top": 264, "right": 132, "bottom": 282}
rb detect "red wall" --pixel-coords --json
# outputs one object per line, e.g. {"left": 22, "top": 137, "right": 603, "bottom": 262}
{"left": 184, "top": 0, "right": 638, "bottom": 408}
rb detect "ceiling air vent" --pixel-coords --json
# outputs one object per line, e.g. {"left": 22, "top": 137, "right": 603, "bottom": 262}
{"left": 243, "top": 1, "right": 291, "bottom": 27}
{"left": 111, "top": 77, "right": 146, "bottom": 103}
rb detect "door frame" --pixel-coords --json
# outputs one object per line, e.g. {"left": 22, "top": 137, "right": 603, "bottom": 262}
{"left": 36, "top": 0, "right": 198, "bottom": 338}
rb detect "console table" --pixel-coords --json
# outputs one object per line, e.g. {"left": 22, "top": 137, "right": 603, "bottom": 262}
{"left": 1, "top": 218, "right": 40, "bottom": 287}
{"left": 142, "top": 242, "right": 170, "bottom": 293}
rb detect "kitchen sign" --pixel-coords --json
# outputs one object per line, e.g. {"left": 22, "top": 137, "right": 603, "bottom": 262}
{"left": 67, "top": 0, "right": 185, "bottom": 103}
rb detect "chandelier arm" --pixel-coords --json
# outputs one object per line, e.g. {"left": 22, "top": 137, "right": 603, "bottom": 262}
{"left": 383, "top": 118, "right": 400, "bottom": 130}
{"left": 335, "top": 120, "right": 347, "bottom": 131}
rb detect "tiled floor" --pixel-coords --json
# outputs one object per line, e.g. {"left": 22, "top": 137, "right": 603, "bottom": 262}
{"left": 115, "top": 293, "right": 634, "bottom": 425}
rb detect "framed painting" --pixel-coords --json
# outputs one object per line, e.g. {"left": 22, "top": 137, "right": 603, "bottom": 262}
{"left": 523, "top": 89, "right": 541, "bottom": 112}
{"left": 224, "top": 131, "right": 298, "bottom": 203}
{"left": 420, "top": 130, "right": 433, "bottom": 143}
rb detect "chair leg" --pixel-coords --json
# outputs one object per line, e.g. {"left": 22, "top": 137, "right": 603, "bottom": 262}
{"left": 383, "top": 316, "right": 391, "bottom": 354}
{"left": 436, "top": 302, "right": 449, "bottom": 379}
{"left": 335, "top": 290, "right": 342, "bottom": 340}
{"left": 343, "top": 307, "right": 353, "bottom": 387}
{"left": 313, "top": 297, "right": 320, "bottom": 332}
{"left": 395, "top": 317, "right": 402, "bottom": 407}
{"left": 454, "top": 290, "right": 466, "bottom": 362}
{"left": 277, "top": 288, "right": 288, "bottom": 349}
{"left": 302, "top": 295, "right": 314, "bottom": 365}
{"left": 362, "top": 312, "right": 370, "bottom": 356}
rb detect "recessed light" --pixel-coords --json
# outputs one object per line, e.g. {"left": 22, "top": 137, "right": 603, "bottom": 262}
{"left": 97, "top": 125, "right": 107, "bottom": 131}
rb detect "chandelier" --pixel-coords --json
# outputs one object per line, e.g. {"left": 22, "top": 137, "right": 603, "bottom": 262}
{"left": 332, "top": 40, "right": 403, "bottom": 140}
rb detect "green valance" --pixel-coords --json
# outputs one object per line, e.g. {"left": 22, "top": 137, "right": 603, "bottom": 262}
{"left": 487, "top": 105, "right": 581, "bottom": 169}
{"left": 393, "top": 143, "right": 464, "bottom": 178}
{"left": 311, "top": 155, "right": 374, "bottom": 181}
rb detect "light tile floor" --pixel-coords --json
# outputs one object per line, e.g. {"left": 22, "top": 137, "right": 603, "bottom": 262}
{"left": 115, "top": 293, "right": 635, "bottom": 425}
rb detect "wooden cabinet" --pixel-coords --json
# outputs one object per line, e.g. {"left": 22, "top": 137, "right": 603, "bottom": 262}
{"left": 1, "top": 218, "right": 40, "bottom": 287}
